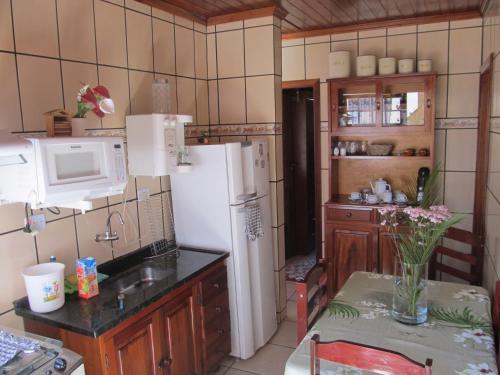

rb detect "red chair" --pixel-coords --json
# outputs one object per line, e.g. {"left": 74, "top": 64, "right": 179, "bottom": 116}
{"left": 295, "top": 259, "right": 328, "bottom": 344}
{"left": 310, "top": 334, "right": 433, "bottom": 375}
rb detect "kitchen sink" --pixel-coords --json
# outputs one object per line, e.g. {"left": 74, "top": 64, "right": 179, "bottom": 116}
{"left": 110, "top": 262, "right": 175, "bottom": 296}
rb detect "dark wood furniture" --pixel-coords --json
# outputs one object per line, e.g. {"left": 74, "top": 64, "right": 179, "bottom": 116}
{"left": 325, "top": 73, "right": 437, "bottom": 294}
{"left": 310, "top": 334, "right": 433, "bottom": 375}
{"left": 328, "top": 73, "right": 435, "bottom": 196}
{"left": 23, "top": 262, "right": 230, "bottom": 375}
{"left": 295, "top": 259, "right": 328, "bottom": 343}
{"left": 325, "top": 198, "right": 391, "bottom": 295}
{"left": 494, "top": 281, "right": 500, "bottom": 370}
{"left": 429, "top": 227, "right": 483, "bottom": 285}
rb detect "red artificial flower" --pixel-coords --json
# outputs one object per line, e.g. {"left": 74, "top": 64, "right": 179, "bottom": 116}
{"left": 81, "top": 90, "right": 98, "bottom": 106}
{"left": 93, "top": 85, "right": 110, "bottom": 98}
{"left": 92, "top": 106, "right": 105, "bottom": 118}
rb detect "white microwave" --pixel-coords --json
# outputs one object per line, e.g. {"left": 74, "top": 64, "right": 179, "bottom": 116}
{"left": 0, "top": 137, "right": 127, "bottom": 210}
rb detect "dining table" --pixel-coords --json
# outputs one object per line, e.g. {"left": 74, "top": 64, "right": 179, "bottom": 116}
{"left": 285, "top": 271, "right": 498, "bottom": 375}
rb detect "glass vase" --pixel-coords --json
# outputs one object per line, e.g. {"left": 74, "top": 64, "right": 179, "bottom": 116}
{"left": 392, "top": 262, "right": 428, "bottom": 325}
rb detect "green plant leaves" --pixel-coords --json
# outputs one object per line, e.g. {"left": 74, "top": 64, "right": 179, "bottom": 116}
{"left": 429, "top": 306, "right": 491, "bottom": 331}
{"left": 328, "top": 300, "right": 360, "bottom": 319}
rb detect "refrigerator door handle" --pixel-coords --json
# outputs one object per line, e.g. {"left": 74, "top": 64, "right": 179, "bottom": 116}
{"left": 236, "top": 192, "right": 257, "bottom": 201}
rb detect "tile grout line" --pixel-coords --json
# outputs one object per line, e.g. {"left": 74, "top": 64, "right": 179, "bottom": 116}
{"left": 9, "top": 0, "right": 25, "bottom": 132}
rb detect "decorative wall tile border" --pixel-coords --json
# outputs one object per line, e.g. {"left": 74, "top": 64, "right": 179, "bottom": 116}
{"left": 86, "top": 128, "right": 127, "bottom": 138}
{"left": 185, "top": 125, "right": 210, "bottom": 138}
{"left": 210, "top": 123, "right": 282, "bottom": 136}
{"left": 491, "top": 117, "right": 500, "bottom": 131}
{"left": 435, "top": 118, "right": 478, "bottom": 129}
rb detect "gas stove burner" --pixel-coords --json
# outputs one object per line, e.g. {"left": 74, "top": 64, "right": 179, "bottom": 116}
{"left": 0, "top": 330, "right": 41, "bottom": 367}
{"left": 0, "top": 325, "right": 82, "bottom": 374}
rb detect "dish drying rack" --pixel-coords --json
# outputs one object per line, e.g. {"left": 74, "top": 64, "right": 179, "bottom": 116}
{"left": 139, "top": 192, "right": 179, "bottom": 260}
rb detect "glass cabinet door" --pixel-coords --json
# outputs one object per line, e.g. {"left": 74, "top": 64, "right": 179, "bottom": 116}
{"left": 382, "top": 82, "right": 425, "bottom": 127}
{"left": 337, "top": 84, "right": 377, "bottom": 128}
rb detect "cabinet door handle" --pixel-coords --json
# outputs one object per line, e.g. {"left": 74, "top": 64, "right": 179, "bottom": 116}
{"left": 332, "top": 104, "right": 336, "bottom": 111}
{"left": 426, "top": 98, "right": 431, "bottom": 108}
{"left": 213, "top": 282, "right": 220, "bottom": 289}
{"left": 215, "top": 306, "right": 222, "bottom": 313}
{"left": 217, "top": 329, "right": 225, "bottom": 335}
{"left": 376, "top": 101, "right": 380, "bottom": 110}
{"left": 159, "top": 357, "right": 172, "bottom": 372}
{"left": 105, "top": 353, "right": 110, "bottom": 368}
{"left": 345, "top": 212, "right": 352, "bottom": 218}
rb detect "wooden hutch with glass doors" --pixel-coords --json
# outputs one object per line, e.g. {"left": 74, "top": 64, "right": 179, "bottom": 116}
{"left": 325, "top": 72, "right": 437, "bottom": 295}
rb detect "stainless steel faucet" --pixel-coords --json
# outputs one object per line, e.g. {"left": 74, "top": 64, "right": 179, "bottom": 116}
{"left": 95, "top": 211, "right": 125, "bottom": 242}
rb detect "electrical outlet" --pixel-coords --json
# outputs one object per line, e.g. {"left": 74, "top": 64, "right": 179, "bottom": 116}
{"left": 137, "top": 188, "right": 150, "bottom": 202}
{"left": 26, "top": 214, "right": 46, "bottom": 233}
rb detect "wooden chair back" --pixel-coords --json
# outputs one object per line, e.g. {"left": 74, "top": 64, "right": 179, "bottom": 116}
{"left": 429, "top": 227, "right": 483, "bottom": 285}
{"left": 295, "top": 259, "right": 328, "bottom": 344}
{"left": 310, "top": 334, "right": 433, "bottom": 375}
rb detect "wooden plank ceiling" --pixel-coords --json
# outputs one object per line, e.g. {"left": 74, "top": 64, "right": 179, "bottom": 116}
{"left": 142, "top": 0, "right": 483, "bottom": 33}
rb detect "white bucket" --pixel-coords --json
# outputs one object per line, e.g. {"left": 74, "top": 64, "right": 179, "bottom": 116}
{"left": 22, "top": 263, "right": 65, "bottom": 313}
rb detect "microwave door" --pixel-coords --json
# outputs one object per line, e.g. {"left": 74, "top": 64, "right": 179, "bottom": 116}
{"left": 44, "top": 142, "right": 108, "bottom": 186}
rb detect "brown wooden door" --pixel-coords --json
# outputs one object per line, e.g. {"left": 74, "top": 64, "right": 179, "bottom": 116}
{"left": 105, "top": 312, "right": 163, "bottom": 375}
{"left": 327, "top": 222, "right": 378, "bottom": 293}
{"left": 161, "top": 289, "right": 199, "bottom": 375}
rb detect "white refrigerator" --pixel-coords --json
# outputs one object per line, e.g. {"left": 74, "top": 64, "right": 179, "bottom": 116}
{"left": 170, "top": 141, "right": 277, "bottom": 359}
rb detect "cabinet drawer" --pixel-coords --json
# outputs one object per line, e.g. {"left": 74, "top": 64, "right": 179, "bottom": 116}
{"left": 327, "top": 207, "right": 371, "bottom": 222}
{"left": 200, "top": 268, "right": 228, "bottom": 303}
{"left": 202, "top": 291, "right": 229, "bottom": 322}
{"left": 204, "top": 313, "right": 231, "bottom": 347}
{"left": 204, "top": 335, "right": 231, "bottom": 372}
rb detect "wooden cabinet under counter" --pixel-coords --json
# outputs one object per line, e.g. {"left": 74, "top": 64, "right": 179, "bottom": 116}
{"left": 20, "top": 256, "right": 230, "bottom": 375}
{"left": 199, "top": 267, "right": 231, "bottom": 374}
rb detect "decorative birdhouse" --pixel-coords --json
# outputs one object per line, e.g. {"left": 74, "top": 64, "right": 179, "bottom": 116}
{"left": 44, "top": 109, "right": 73, "bottom": 137}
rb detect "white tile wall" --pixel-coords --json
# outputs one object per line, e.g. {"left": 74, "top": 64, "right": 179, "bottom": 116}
{"left": 0, "top": 0, "right": 211, "bottom": 329}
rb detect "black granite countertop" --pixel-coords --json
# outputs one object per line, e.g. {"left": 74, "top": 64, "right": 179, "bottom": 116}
{"left": 14, "top": 246, "right": 228, "bottom": 338}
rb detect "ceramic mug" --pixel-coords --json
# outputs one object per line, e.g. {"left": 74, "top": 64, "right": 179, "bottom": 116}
{"left": 394, "top": 191, "right": 408, "bottom": 203}
{"left": 350, "top": 192, "right": 362, "bottom": 200}
{"left": 382, "top": 191, "right": 393, "bottom": 203}
{"left": 366, "top": 194, "right": 379, "bottom": 204}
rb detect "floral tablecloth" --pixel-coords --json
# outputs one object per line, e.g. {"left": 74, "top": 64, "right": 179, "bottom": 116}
{"left": 285, "top": 271, "right": 497, "bottom": 375}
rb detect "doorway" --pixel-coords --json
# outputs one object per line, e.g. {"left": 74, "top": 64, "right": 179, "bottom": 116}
{"left": 282, "top": 80, "right": 321, "bottom": 272}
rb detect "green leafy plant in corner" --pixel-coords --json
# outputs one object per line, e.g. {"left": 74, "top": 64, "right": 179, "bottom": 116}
{"left": 328, "top": 300, "right": 360, "bottom": 319}
{"left": 429, "top": 306, "right": 491, "bottom": 331}
{"left": 419, "top": 165, "right": 442, "bottom": 209}
{"left": 400, "top": 163, "right": 442, "bottom": 208}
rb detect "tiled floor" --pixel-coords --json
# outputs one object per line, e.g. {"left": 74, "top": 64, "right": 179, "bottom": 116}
{"left": 211, "top": 281, "right": 298, "bottom": 375}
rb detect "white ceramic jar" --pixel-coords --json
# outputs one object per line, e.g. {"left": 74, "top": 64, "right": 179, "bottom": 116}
{"left": 418, "top": 59, "right": 432, "bottom": 73}
{"left": 329, "top": 51, "right": 351, "bottom": 78}
{"left": 378, "top": 57, "right": 396, "bottom": 75}
{"left": 398, "top": 59, "right": 415, "bottom": 74}
{"left": 356, "top": 55, "right": 376, "bottom": 77}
